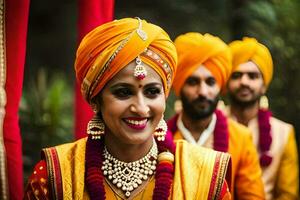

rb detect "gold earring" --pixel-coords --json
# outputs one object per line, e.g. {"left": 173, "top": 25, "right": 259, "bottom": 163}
{"left": 154, "top": 117, "right": 167, "bottom": 141}
{"left": 174, "top": 99, "right": 182, "bottom": 113}
{"left": 259, "top": 95, "right": 269, "bottom": 109}
{"left": 87, "top": 114, "right": 105, "bottom": 140}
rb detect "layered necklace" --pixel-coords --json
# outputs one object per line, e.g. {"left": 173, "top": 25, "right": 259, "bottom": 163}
{"left": 101, "top": 142, "right": 158, "bottom": 197}
{"left": 85, "top": 136, "right": 175, "bottom": 200}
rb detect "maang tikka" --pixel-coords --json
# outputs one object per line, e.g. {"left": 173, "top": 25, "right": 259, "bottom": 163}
{"left": 134, "top": 56, "right": 147, "bottom": 80}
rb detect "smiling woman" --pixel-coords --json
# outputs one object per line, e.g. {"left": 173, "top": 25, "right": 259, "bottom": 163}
{"left": 24, "top": 18, "right": 232, "bottom": 200}
{"left": 97, "top": 62, "right": 166, "bottom": 150}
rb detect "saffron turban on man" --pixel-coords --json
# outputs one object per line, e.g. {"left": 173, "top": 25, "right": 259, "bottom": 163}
{"left": 172, "top": 32, "right": 232, "bottom": 96}
{"left": 74, "top": 18, "right": 177, "bottom": 103}
{"left": 229, "top": 37, "right": 273, "bottom": 88}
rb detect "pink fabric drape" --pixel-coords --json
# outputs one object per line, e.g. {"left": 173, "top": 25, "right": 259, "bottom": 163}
{"left": 75, "top": 0, "right": 114, "bottom": 139}
{"left": 4, "top": 0, "right": 30, "bottom": 199}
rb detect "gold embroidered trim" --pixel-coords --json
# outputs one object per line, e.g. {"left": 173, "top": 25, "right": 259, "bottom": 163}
{"left": 142, "top": 48, "right": 172, "bottom": 90}
{"left": 213, "top": 153, "right": 230, "bottom": 199}
{"left": 43, "top": 148, "right": 63, "bottom": 200}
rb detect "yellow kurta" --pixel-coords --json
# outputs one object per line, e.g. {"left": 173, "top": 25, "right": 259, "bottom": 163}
{"left": 246, "top": 116, "right": 299, "bottom": 200}
{"left": 42, "top": 138, "right": 231, "bottom": 200}
{"left": 173, "top": 118, "right": 265, "bottom": 200}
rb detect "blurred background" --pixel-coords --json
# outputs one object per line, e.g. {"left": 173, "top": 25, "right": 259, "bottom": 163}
{"left": 21, "top": 0, "right": 300, "bottom": 183}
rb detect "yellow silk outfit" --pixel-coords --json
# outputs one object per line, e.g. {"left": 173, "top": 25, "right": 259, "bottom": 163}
{"left": 228, "top": 37, "right": 299, "bottom": 200}
{"left": 39, "top": 138, "right": 231, "bottom": 200}
{"left": 24, "top": 18, "right": 232, "bottom": 200}
{"left": 171, "top": 32, "right": 265, "bottom": 200}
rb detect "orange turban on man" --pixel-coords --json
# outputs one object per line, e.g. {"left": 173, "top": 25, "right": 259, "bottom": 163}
{"left": 172, "top": 32, "right": 232, "bottom": 96}
{"left": 229, "top": 37, "right": 273, "bottom": 88}
{"left": 74, "top": 18, "right": 177, "bottom": 103}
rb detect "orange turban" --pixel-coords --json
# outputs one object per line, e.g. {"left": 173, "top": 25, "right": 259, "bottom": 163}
{"left": 229, "top": 37, "right": 273, "bottom": 87}
{"left": 75, "top": 18, "right": 177, "bottom": 103}
{"left": 172, "top": 32, "right": 232, "bottom": 96}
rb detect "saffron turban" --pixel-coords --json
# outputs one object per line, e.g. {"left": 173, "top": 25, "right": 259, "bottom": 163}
{"left": 229, "top": 37, "right": 273, "bottom": 87}
{"left": 172, "top": 32, "right": 232, "bottom": 96}
{"left": 75, "top": 18, "right": 177, "bottom": 103}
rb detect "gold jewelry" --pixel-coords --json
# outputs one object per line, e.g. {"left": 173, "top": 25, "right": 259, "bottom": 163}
{"left": 154, "top": 117, "right": 167, "bottom": 141}
{"left": 158, "top": 152, "right": 174, "bottom": 163}
{"left": 101, "top": 141, "right": 158, "bottom": 197}
{"left": 174, "top": 99, "right": 182, "bottom": 113}
{"left": 87, "top": 115, "right": 105, "bottom": 139}
{"left": 259, "top": 95, "right": 269, "bottom": 109}
{"left": 134, "top": 56, "right": 147, "bottom": 80}
{"left": 136, "top": 17, "right": 148, "bottom": 41}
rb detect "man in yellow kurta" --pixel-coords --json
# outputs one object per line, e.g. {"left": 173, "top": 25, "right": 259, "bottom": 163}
{"left": 168, "top": 32, "right": 265, "bottom": 200}
{"left": 226, "top": 37, "right": 299, "bottom": 200}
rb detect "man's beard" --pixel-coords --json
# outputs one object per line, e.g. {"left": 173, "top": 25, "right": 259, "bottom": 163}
{"left": 181, "top": 93, "right": 219, "bottom": 120}
{"left": 228, "top": 86, "right": 261, "bottom": 108}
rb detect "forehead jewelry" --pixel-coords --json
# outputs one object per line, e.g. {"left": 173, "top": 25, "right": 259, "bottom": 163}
{"left": 134, "top": 56, "right": 147, "bottom": 80}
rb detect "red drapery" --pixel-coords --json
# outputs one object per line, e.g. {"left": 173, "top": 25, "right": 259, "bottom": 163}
{"left": 4, "top": 0, "right": 30, "bottom": 199}
{"left": 75, "top": 0, "right": 114, "bottom": 139}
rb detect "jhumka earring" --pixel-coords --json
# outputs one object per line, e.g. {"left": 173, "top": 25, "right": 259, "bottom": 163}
{"left": 154, "top": 117, "right": 168, "bottom": 141}
{"left": 133, "top": 56, "right": 147, "bottom": 80}
{"left": 87, "top": 114, "right": 105, "bottom": 140}
{"left": 259, "top": 95, "right": 269, "bottom": 109}
{"left": 174, "top": 99, "right": 182, "bottom": 113}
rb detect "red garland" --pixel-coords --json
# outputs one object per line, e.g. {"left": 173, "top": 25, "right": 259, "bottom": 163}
{"left": 167, "top": 110, "right": 229, "bottom": 153}
{"left": 214, "top": 110, "right": 229, "bottom": 153}
{"left": 85, "top": 130, "right": 176, "bottom": 200}
{"left": 85, "top": 138, "right": 106, "bottom": 199}
{"left": 258, "top": 109, "right": 273, "bottom": 167}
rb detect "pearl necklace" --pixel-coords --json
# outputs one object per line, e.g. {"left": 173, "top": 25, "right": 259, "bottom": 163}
{"left": 101, "top": 142, "right": 158, "bottom": 198}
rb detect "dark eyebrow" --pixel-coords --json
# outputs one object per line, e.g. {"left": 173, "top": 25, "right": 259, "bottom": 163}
{"left": 144, "top": 82, "right": 163, "bottom": 88}
{"left": 234, "top": 71, "right": 260, "bottom": 74}
{"left": 110, "top": 82, "right": 163, "bottom": 89}
{"left": 188, "top": 76, "right": 199, "bottom": 79}
{"left": 109, "top": 82, "right": 133, "bottom": 90}
{"left": 185, "top": 76, "right": 200, "bottom": 81}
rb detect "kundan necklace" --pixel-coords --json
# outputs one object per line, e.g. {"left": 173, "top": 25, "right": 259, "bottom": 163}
{"left": 101, "top": 142, "right": 158, "bottom": 197}
{"left": 85, "top": 136, "right": 175, "bottom": 200}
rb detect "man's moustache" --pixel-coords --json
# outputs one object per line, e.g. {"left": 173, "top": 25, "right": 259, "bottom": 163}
{"left": 193, "top": 98, "right": 213, "bottom": 104}
{"left": 237, "top": 86, "right": 253, "bottom": 93}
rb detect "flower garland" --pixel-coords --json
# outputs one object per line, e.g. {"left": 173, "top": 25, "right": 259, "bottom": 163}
{"left": 85, "top": 131, "right": 176, "bottom": 200}
{"left": 215, "top": 108, "right": 273, "bottom": 167}
{"left": 214, "top": 110, "right": 229, "bottom": 153}
{"left": 167, "top": 110, "right": 229, "bottom": 153}
{"left": 168, "top": 107, "right": 272, "bottom": 169}
{"left": 258, "top": 108, "right": 272, "bottom": 167}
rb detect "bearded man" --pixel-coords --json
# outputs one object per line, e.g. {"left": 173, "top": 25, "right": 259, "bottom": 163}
{"left": 167, "top": 32, "right": 265, "bottom": 200}
{"left": 226, "top": 37, "right": 299, "bottom": 200}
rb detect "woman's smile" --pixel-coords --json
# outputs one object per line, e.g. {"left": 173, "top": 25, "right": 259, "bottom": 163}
{"left": 123, "top": 117, "right": 149, "bottom": 130}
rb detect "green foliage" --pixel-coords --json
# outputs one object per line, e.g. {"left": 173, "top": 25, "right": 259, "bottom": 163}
{"left": 20, "top": 68, "right": 73, "bottom": 180}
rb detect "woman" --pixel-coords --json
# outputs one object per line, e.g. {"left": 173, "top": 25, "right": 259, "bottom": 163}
{"left": 24, "top": 18, "right": 232, "bottom": 200}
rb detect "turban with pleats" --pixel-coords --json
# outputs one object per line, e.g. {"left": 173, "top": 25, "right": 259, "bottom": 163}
{"left": 75, "top": 18, "right": 177, "bottom": 103}
{"left": 229, "top": 37, "right": 273, "bottom": 87}
{"left": 172, "top": 32, "right": 232, "bottom": 96}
